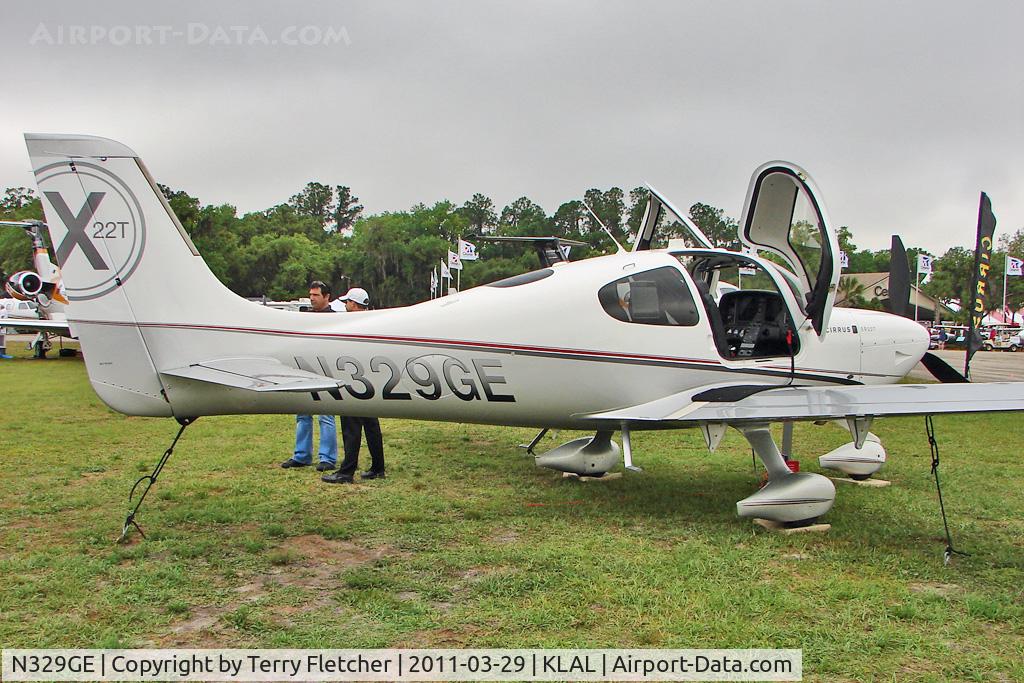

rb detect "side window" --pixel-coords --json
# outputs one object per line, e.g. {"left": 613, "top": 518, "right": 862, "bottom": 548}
{"left": 598, "top": 266, "right": 700, "bottom": 326}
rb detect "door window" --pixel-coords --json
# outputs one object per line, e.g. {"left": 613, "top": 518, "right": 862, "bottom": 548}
{"left": 598, "top": 266, "right": 700, "bottom": 326}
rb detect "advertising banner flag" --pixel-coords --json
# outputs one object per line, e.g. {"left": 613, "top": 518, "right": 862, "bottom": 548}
{"left": 917, "top": 253, "right": 933, "bottom": 274}
{"left": 458, "top": 239, "right": 478, "bottom": 260}
{"left": 839, "top": 250, "right": 849, "bottom": 269}
{"left": 448, "top": 249, "right": 463, "bottom": 271}
{"left": 440, "top": 259, "right": 451, "bottom": 280}
{"left": 559, "top": 244, "right": 572, "bottom": 260}
{"left": 966, "top": 192, "right": 997, "bottom": 377}
{"left": 430, "top": 267, "right": 437, "bottom": 293}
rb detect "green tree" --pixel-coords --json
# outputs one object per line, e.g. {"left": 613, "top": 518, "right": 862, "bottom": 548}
{"left": 923, "top": 247, "right": 974, "bottom": 323}
{"left": 998, "top": 229, "right": 1024, "bottom": 315}
{"left": 0, "top": 188, "right": 44, "bottom": 275}
{"left": 552, "top": 200, "right": 585, "bottom": 239}
{"left": 582, "top": 187, "right": 626, "bottom": 252}
{"left": 458, "top": 193, "right": 498, "bottom": 235}
{"left": 499, "top": 197, "right": 548, "bottom": 235}
{"left": 836, "top": 276, "right": 870, "bottom": 308}
{"left": 246, "top": 233, "right": 335, "bottom": 300}
{"left": 688, "top": 202, "right": 738, "bottom": 248}
{"left": 289, "top": 182, "right": 335, "bottom": 226}
{"left": 158, "top": 184, "right": 201, "bottom": 227}
{"left": 0, "top": 187, "right": 38, "bottom": 213}
{"left": 340, "top": 203, "right": 455, "bottom": 307}
{"left": 332, "top": 186, "right": 363, "bottom": 233}
{"left": 625, "top": 186, "right": 650, "bottom": 239}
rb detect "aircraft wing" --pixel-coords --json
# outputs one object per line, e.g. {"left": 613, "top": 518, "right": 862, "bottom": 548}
{"left": 581, "top": 382, "right": 1024, "bottom": 425}
{"left": 2, "top": 318, "right": 73, "bottom": 336}
{"left": 161, "top": 357, "right": 344, "bottom": 393}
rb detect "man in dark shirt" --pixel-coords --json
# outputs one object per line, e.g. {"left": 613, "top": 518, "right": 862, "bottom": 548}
{"left": 323, "top": 287, "right": 386, "bottom": 484}
{"left": 281, "top": 280, "right": 338, "bottom": 471}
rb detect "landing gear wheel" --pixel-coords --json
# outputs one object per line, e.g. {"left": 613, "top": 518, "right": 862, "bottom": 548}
{"left": 849, "top": 473, "right": 871, "bottom": 481}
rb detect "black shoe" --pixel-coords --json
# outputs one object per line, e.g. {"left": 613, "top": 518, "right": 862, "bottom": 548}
{"left": 360, "top": 470, "right": 385, "bottom": 480}
{"left": 281, "top": 458, "right": 311, "bottom": 469}
{"left": 322, "top": 471, "right": 354, "bottom": 484}
{"left": 316, "top": 462, "right": 336, "bottom": 472}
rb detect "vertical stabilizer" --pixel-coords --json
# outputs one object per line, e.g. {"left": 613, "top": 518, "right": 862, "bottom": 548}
{"left": 24, "top": 134, "right": 243, "bottom": 416}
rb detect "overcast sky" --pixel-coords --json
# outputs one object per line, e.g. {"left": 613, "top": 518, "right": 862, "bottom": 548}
{"left": 2, "top": 0, "right": 1021, "bottom": 254}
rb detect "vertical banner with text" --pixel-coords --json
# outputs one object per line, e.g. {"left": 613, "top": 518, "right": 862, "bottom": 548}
{"left": 966, "top": 192, "right": 997, "bottom": 377}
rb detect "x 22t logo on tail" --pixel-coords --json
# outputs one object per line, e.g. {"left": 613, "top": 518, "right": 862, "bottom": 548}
{"left": 34, "top": 162, "right": 145, "bottom": 300}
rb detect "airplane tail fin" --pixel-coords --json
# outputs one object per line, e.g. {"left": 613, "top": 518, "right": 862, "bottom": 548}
{"left": 25, "top": 134, "right": 250, "bottom": 416}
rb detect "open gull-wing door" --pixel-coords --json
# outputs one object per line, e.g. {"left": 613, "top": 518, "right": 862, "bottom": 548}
{"left": 739, "top": 161, "right": 840, "bottom": 336}
{"left": 633, "top": 183, "right": 714, "bottom": 251}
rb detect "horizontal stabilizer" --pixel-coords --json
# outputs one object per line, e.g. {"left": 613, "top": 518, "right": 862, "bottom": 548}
{"left": 1, "top": 318, "right": 72, "bottom": 333}
{"left": 582, "top": 381, "right": 1024, "bottom": 425}
{"left": 162, "top": 357, "right": 343, "bottom": 393}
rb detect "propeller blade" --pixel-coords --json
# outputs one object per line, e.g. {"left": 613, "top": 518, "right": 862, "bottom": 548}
{"left": 921, "top": 352, "right": 969, "bottom": 383}
{"left": 888, "top": 235, "right": 910, "bottom": 317}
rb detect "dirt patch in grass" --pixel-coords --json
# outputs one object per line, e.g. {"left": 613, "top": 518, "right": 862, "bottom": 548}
{"left": 3, "top": 518, "right": 38, "bottom": 530}
{"left": 455, "top": 564, "right": 516, "bottom": 583}
{"left": 265, "top": 534, "right": 396, "bottom": 591}
{"left": 167, "top": 610, "right": 221, "bottom": 637}
{"left": 64, "top": 471, "right": 110, "bottom": 488}
{"left": 908, "top": 581, "right": 962, "bottom": 597}
{"left": 400, "top": 626, "right": 484, "bottom": 647}
{"left": 158, "top": 535, "right": 397, "bottom": 646}
{"left": 487, "top": 529, "right": 520, "bottom": 544}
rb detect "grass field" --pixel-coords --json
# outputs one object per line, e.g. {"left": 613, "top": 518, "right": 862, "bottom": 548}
{"left": 1, "top": 345, "right": 1022, "bottom": 681}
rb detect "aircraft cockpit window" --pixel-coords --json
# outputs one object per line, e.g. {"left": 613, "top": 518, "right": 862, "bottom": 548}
{"left": 598, "top": 266, "right": 699, "bottom": 326}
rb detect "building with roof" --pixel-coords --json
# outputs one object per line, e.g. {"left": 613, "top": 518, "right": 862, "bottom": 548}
{"left": 837, "top": 272, "right": 956, "bottom": 321}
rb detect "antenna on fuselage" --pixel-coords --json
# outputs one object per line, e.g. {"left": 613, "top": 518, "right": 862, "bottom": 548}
{"left": 582, "top": 202, "right": 625, "bottom": 254}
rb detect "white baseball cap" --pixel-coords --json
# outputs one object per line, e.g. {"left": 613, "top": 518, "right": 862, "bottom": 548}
{"left": 338, "top": 287, "right": 370, "bottom": 306}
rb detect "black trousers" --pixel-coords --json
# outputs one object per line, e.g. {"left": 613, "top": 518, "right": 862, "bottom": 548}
{"left": 339, "top": 416, "right": 385, "bottom": 475}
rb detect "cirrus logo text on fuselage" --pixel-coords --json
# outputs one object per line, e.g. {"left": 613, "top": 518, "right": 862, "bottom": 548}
{"left": 35, "top": 161, "right": 146, "bottom": 301}
{"left": 295, "top": 353, "right": 516, "bottom": 403}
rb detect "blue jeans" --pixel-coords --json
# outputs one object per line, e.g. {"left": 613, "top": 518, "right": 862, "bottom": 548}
{"left": 293, "top": 414, "right": 338, "bottom": 465}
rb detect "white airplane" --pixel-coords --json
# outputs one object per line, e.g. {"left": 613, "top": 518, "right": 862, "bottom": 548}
{"left": 1, "top": 297, "right": 40, "bottom": 320}
{"left": 1, "top": 219, "right": 75, "bottom": 353}
{"left": 21, "top": 133, "right": 1024, "bottom": 531}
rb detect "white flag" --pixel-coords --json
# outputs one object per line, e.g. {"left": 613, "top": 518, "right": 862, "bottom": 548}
{"left": 1007, "top": 256, "right": 1023, "bottom": 276}
{"left": 440, "top": 259, "right": 451, "bottom": 280}
{"left": 430, "top": 267, "right": 437, "bottom": 292}
{"left": 458, "top": 239, "right": 478, "bottom": 261}
{"left": 448, "top": 249, "right": 463, "bottom": 271}
{"left": 839, "top": 250, "right": 849, "bottom": 269}
{"left": 917, "top": 254, "right": 933, "bottom": 274}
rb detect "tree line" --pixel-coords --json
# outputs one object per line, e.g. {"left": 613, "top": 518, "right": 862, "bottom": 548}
{"left": 0, "top": 183, "right": 1021, "bottom": 320}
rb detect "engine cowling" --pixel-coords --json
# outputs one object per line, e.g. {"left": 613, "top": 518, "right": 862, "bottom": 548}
{"left": 5, "top": 271, "right": 43, "bottom": 300}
